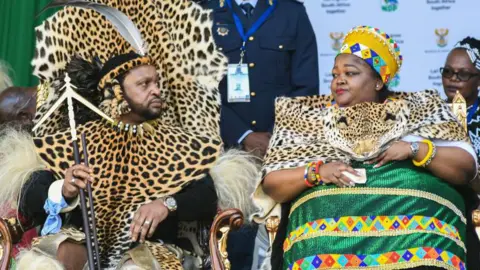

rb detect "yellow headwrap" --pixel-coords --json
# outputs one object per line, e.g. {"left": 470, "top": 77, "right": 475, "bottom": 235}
{"left": 340, "top": 26, "right": 403, "bottom": 84}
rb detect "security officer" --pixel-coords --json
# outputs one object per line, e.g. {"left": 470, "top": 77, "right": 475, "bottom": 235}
{"left": 201, "top": 0, "right": 318, "bottom": 269}
{"left": 202, "top": 0, "right": 319, "bottom": 157}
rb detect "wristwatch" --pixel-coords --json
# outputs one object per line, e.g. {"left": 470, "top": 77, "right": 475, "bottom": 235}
{"left": 163, "top": 196, "right": 177, "bottom": 212}
{"left": 410, "top": 142, "right": 420, "bottom": 159}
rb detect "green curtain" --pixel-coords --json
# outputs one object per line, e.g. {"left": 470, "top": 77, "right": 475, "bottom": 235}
{"left": 0, "top": 0, "right": 58, "bottom": 87}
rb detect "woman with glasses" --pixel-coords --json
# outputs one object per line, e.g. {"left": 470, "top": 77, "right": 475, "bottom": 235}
{"left": 442, "top": 37, "right": 480, "bottom": 154}
{"left": 441, "top": 36, "right": 480, "bottom": 268}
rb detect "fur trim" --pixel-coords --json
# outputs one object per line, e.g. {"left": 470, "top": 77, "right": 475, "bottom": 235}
{"left": 0, "top": 126, "right": 45, "bottom": 216}
{"left": 0, "top": 61, "right": 13, "bottom": 93}
{"left": 16, "top": 249, "right": 64, "bottom": 270}
{"left": 251, "top": 179, "right": 282, "bottom": 224}
{"left": 210, "top": 149, "right": 260, "bottom": 221}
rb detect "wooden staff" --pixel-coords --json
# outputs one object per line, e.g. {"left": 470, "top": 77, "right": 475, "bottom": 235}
{"left": 67, "top": 83, "right": 96, "bottom": 270}
{"left": 32, "top": 74, "right": 112, "bottom": 269}
{"left": 82, "top": 133, "right": 101, "bottom": 268}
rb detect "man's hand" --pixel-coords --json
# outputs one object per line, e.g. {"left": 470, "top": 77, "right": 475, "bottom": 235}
{"left": 243, "top": 132, "right": 271, "bottom": 157}
{"left": 130, "top": 199, "right": 169, "bottom": 243}
{"left": 62, "top": 163, "right": 93, "bottom": 200}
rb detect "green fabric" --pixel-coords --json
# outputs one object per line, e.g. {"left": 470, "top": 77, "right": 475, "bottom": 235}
{"left": 0, "top": 0, "right": 58, "bottom": 87}
{"left": 284, "top": 160, "right": 466, "bottom": 269}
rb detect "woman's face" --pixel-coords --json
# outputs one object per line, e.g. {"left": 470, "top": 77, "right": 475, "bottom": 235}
{"left": 330, "top": 54, "right": 384, "bottom": 107}
{"left": 442, "top": 48, "right": 480, "bottom": 105}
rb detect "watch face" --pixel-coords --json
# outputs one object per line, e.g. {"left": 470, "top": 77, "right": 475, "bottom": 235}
{"left": 165, "top": 197, "right": 177, "bottom": 210}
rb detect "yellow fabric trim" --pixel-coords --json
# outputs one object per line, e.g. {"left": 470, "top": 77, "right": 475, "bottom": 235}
{"left": 289, "top": 188, "right": 466, "bottom": 224}
{"left": 285, "top": 229, "right": 466, "bottom": 253}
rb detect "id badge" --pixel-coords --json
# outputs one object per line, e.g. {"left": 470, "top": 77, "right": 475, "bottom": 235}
{"left": 227, "top": 64, "right": 250, "bottom": 103}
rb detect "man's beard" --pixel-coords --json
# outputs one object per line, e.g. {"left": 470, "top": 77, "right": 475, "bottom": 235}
{"left": 130, "top": 103, "right": 163, "bottom": 121}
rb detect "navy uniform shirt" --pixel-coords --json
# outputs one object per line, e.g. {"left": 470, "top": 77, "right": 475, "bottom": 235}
{"left": 202, "top": 0, "right": 319, "bottom": 147}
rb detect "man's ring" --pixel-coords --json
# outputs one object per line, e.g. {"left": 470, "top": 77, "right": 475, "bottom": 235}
{"left": 144, "top": 220, "right": 151, "bottom": 226}
{"left": 71, "top": 178, "right": 76, "bottom": 184}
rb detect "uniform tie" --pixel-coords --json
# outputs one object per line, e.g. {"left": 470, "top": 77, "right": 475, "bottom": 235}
{"left": 240, "top": 2, "right": 254, "bottom": 18}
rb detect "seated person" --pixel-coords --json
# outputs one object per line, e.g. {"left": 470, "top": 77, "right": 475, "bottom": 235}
{"left": 256, "top": 26, "right": 477, "bottom": 269}
{"left": 19, "top": 160, "right": 217, "bottom": 270}
{"left": 0, "top": 82, "right": 38, "bottom": 258}
{"left": 441, "top": 36, "right": 480, "bottom": 267}
{"left": 0, "top": 1, "right": 257, "bottom": 269}
{"left": 0, "top": 86, "right": 37, "bottom": 127}
{"left": 17, "top": 53, "right": 221, "bottom": 269}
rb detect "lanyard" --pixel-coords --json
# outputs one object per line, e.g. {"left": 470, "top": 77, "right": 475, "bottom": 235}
{"left": 225, "top": 0, "right": 277, "bottom": 63}
{"left": 467, "top": 98, "right": 479, "bottom": 123}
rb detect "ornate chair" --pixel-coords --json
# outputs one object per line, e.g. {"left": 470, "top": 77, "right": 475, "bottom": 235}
{"left": 209, "top": 209, "right": 279, "bottom": 270}
{"left": 0, "top": 217, "right": 26, "bottom": 270}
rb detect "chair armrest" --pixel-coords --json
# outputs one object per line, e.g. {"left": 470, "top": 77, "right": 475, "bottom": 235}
{"left": 0, "top": 219, "right": 13, "bottom": 270}
{"left": 209, "top": 209, "right": 244, "bottom": 270}
{"left": 265, "top": 216, "right": 280, "bottom": 247}
{"left": 473, "top": 210, "right": 480, "bottom": 229}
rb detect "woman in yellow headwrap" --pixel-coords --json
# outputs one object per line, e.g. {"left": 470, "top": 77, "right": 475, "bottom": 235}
{"left": 257, "top": 26, "right": 478, "bottom": 269}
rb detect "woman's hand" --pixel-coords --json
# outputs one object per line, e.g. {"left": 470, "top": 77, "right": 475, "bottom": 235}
{"left": 62, "top": 163, "right": 93, "bottom": 199}
{"left": 319, "top": 162, "right": 358, "bottom": 187}
{"left": 370, "top": 141, "right": 412, "bottom": 168}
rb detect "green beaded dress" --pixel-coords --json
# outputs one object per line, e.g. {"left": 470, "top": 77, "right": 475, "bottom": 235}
{"left": 284, "top": 161, "right": 465, "bottom": 269}
{"left": 257, "top": 90, "right": 472, "bottom": 270}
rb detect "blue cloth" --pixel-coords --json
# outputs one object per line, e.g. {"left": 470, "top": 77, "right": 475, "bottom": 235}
{"left": 203, "top": 0, "right": 319, "bottom": 147}
{"left": 41, "top": 197, "right": 68, "bottom": 236}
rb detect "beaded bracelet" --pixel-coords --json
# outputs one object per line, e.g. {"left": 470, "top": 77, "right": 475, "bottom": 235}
{"left": 314, "top": 160, "right": 325, "bottom": 185}
{"left": 309, "top": 164, "right": 318, "bottom": 184}
{"left": 303, "top": 162, "right": 315, "bottom": 187}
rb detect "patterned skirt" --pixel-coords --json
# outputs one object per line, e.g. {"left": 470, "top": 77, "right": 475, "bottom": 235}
{"left": 284, "top": 160, "right": 466, "bottom": 270}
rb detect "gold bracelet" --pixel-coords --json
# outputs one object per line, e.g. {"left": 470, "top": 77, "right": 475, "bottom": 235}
{"left": 412, "top": 139, "right": 434, "bottom": 167}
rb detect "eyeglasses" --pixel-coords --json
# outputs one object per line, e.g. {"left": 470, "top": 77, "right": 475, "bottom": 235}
{"left": 440, "top": 67, "right": 480, "bottom": 82}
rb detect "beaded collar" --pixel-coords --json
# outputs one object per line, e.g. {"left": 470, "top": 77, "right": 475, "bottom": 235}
{"left": 110, "top": 120, "right": 158, "bottom": 137}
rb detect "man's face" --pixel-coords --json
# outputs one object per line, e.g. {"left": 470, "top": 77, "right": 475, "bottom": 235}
{"left": 0, "top": 86, "right": 37, "bottom": 125}
{"left": 121, "top": 65, "right": 163, "bottom": 121}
